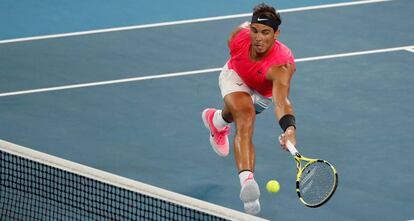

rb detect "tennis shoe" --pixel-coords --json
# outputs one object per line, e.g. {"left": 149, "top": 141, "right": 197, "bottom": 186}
{"left": 240, "top": 173, "right": 261, "bottom": 214}
{"left": 240, "top": 173, "right": 260, "bottom": 203}
{"left": 202, "top": 108, "right": 230, "bottom": 157}
{"left": 244, "top": 199, "right": 261, "bottom": 215}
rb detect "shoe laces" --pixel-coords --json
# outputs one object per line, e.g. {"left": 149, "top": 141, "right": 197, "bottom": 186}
{"left": 243, "top": 173, "right": 254, "bottom": 185}
{"left": 215, "top": 126, "right": 230, "bottom": 144}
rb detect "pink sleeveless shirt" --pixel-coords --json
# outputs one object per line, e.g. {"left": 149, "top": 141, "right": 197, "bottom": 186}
{"left": 227, "top": 28, "right": 295, "bottom": 97}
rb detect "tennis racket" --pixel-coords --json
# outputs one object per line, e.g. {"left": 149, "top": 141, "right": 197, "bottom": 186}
{"left": 282, "top": 139, "right": 338, "bottom": 207}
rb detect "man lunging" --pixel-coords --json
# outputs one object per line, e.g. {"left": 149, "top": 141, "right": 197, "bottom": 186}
{"left": 202, "top": 3, "right": 297, "bottom": 215}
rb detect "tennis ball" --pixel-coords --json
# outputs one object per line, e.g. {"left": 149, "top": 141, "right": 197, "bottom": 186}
{"left": 266, "top": 180, "right": 280, "bottom": 193}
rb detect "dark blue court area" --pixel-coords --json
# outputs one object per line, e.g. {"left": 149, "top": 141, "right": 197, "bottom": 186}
{"left": 1, "top": 0, "right": 413, "bottom": 220}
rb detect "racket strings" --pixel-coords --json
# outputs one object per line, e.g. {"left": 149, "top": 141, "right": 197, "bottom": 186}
{"left": 299, "top": 161, "right": 336, "bottom": 205}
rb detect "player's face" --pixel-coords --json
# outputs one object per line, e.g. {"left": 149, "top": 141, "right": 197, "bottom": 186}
{"left": 250, "top": 23, "right": 279, "bottom": 55}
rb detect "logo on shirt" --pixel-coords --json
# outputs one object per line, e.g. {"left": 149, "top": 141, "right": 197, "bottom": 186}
{"left": 236, "top": 82, "right": 244, "bottom": 86}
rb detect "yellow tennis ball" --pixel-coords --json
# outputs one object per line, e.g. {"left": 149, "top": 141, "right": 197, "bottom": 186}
{"left": 266, "top": 180, "right": 280, "bottom": 193}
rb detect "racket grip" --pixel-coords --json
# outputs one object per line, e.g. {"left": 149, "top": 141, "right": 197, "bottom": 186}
{"left": 286, "top": 140, "right": 299, "bottom": 156}
{"left": 279, "top": 136, "right": 299, "bottom": 156}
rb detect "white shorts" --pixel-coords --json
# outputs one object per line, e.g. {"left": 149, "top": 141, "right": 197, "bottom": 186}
{"left": 219, "top": 63, "right": 272, "bottom": 114}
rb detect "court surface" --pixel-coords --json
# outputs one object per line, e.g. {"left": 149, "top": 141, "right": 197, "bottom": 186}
{"left": 1, "top": 0, "right": 413, "bottom": 220}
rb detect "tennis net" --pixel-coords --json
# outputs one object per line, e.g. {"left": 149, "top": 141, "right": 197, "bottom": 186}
{"left": 0, "top": 140, "right": 267, "bottom": 221}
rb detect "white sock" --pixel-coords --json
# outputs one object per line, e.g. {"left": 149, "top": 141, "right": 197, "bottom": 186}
{"left": 239, "top": 171, "right": 253, "bottom": 186}
{"left": 213, "top": 110, "right": 229, "bottom": 130}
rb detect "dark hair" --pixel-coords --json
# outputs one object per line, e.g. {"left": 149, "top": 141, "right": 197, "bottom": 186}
{"left": 252, "top": 3, "right": 281, "bottom": 27}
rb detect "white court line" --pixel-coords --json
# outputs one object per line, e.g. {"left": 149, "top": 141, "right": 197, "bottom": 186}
{"left": 0, "top": 0, "right": 391, "bottom": 44}
{"left": 295, "top": 45, "right": 413, "bottom": 62}
{"left": 405, "top": 48, "right": 414, "bottom": 53}
{"left": 0, "top": 45, "right": 412, "bottom": 97}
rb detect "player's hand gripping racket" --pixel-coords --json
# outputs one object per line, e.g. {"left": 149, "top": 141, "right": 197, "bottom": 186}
{"left": 281, "top": 138, "right": 338, "bottom": 207}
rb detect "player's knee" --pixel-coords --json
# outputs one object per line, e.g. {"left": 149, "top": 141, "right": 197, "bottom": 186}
{"left": 233, "top": 105, "right": 255, "bottom": 118}
{"left": 234, "top": 110, "right": 255, "bottom": 124}
{"left": 234, "top": 113, "right": 255, "bottom": 135}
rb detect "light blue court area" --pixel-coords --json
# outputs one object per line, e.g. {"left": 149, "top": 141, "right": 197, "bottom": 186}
{"left": 2, "top": 0, "right": 354, "bottom": 40}
{"left": 1, "top": 0, "right": 414, "bottom": 220}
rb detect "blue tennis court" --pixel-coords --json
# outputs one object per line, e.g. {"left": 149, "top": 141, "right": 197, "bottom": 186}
{"left": 1, "top": 0, "right": 413, "bottom": 220}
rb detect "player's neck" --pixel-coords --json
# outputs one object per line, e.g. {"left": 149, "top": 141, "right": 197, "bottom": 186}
{"left": 249, "top": 46, "right": 271, "bottom": 61}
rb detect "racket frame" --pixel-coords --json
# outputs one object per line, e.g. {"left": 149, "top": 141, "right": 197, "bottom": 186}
{"left": 286, "top": 140, "right": 338, "bottom": 207}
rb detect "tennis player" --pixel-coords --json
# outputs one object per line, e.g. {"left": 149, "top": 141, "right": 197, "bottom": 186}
{"left": 202, "top": 3, "right": 297, "bottom": 214}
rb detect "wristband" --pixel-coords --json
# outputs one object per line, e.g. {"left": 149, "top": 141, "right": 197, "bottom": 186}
{"left": 279, "top": 114, "right": 296, "bottom": 132}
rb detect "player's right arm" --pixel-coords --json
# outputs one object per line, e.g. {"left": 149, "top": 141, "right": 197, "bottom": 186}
{"left": 227, "top": 22, "right": 250, "bottom": 47}
{"left": 266, "top": 64, "right": 297, "bottom": 150}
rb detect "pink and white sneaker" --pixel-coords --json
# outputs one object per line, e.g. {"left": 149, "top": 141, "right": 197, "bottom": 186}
{"left": 240, "top": 173, "right": 260, "bottom": 203}
{"left": 240, "top": 173, "right": 261, "bottom": 215}
{"left": 202, "top": 108, "right": 230, "bottom": 157}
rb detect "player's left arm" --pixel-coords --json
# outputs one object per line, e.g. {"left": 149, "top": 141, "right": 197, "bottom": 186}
{"left": 266, "top": 63, "right": 297, "bottom": 150}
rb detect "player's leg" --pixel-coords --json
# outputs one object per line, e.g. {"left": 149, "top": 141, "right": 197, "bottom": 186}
{"left": 223, "top": 91, "right": 260, "bottom": 215}
{"left": 202, "top": 63, "right": 262, "bottom": 214}
{"left": 223, "top": 92, "right": 255, "bottom": 172}
{"left": 202, "top": 63, "right": 247, "bottom": 157}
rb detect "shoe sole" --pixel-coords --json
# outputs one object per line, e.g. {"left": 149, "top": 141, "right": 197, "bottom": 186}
{"left": 240, "top": 180, "right": 260, "bottom": 202}
{"left": 244, "top": 199, "right": 261, "bottom": 215}
{"left": 202, "top": 109, "right": 228, "bottom": 157}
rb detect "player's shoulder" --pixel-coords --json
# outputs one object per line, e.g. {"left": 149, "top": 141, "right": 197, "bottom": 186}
{"left": 229, "top": 28, "right": 249, "bottom": 43}
{"left": 228, "top": 27, "right": 250, "bottom": 50}
{"left": 274, "top": 40, "right": 294, "bottom": 55}
{"left": 231, "top": 22, "right": 250, "bottom": 37}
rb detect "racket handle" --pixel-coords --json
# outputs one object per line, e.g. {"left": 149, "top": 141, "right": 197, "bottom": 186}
{"left": 286, "top": 140, "right": 299, "bottom": 156}
{"left": 279, "top": 136, "right": 299, "bottom": 156}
